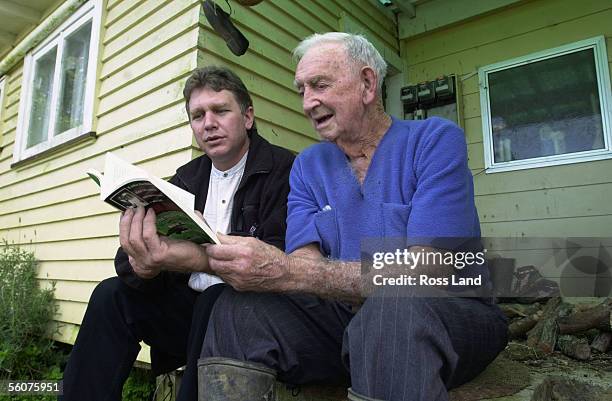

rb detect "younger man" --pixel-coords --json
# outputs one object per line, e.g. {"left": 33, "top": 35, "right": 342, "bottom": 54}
{"left": 60, "top": 66, "right": 294, "bottom": 401}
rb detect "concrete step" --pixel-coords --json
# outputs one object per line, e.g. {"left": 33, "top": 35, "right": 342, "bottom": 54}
{"left": 155, "top": 353, "right": 612, "bottom": 401}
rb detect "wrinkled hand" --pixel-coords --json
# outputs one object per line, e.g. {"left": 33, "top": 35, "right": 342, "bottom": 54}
{"left": 120, "top": 207, "right": 209, "bottom": 279}
{"left": 206, "top": 234, "right": 289, "bottom": 292}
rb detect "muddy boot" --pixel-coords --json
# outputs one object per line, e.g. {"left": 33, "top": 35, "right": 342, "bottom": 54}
{"left": 198, "top": 357, "right": 276, "bottom": 401}
{"left": 347, "top": 387, "right": 384, "bottom": 401}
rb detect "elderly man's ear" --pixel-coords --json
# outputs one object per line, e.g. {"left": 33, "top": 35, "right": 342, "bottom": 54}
{"left": 360, "top": 66, "right": 378, "bottom": 105}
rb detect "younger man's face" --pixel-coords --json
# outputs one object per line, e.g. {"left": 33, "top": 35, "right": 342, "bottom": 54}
{"left": 188, "top": 88, "right": 254, "bottom": 170}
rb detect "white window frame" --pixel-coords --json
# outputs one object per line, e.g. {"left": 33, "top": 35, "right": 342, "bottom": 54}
{"left": 479, "top": 36, "right": 612, "bottom": 173}
{"left": 13, "top": 0, "right": 102, "bottom": 163}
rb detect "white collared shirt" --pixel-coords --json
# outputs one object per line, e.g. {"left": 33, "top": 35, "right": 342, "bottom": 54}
{"left": 188, "top": 151, "right": 248, "bottom": 291}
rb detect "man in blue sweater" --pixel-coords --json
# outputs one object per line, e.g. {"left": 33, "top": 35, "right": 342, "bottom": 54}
{"left": 198, "top": 33, "right": 508, "bottom": 401}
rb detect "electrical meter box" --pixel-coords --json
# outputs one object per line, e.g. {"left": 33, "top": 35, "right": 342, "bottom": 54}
{"left": 400, "top": 75, "right": 460, "bottom": 125}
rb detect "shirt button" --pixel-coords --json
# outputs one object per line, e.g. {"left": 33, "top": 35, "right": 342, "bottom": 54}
{"left": 223, "top": 173, "right": 228, "bottom": 177}
{"left": 222, "top": 200, "right": 226, "bottom": 204}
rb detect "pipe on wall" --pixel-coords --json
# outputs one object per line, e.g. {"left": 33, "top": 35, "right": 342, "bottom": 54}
{"left": 0, "top": 0, "right": 88, "bottom": 77}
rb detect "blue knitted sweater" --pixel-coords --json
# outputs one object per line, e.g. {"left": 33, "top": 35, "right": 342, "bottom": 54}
{"left": 286, "top": 117, "right": 481, "bottom": 261}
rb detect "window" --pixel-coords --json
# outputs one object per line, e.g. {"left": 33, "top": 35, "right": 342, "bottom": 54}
{"left": 13, "top": 0, "right": 101, "bottom": 163}
{"left": 479, "top": 36, "right": 612, "bottom": 173}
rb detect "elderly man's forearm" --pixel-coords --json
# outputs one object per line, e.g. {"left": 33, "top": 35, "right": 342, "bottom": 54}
{"left": 280, "top": 247, "right": 458, "bottom": 303}
{"left": 284, "top": 256, "right": 364, "bottom": 304}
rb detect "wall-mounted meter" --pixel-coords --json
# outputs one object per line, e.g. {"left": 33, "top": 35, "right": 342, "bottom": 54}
{"left": 417, "top": 82, "right": 435, "bottom": 104}
{"left": 400, "top": 75, "right": 459, "bottom": 125}
{"left": 434, "top": 76, "right": 455, "bottom": 100}
{"left": 400, "top": 85, "right": 417, "bottom": 106}
{"left": 400, "top": 85, "right": 418, "bottom": 118}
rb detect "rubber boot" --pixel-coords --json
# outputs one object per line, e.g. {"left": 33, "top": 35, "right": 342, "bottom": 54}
{"left": 347, "top": 387, "right": 385, "bottom": 401}
{"left": 198, "top": 357, "right": 276, "bottom": 401}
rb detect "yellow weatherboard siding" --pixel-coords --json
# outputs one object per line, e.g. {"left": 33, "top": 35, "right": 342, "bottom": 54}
{"left": 0, "top": 0, "right": 204, "bottom": 364}
{"left": 401, "top": 0, "right": 612, "bottom": 237}
{"left": 196, "top": 0, "right": 398, "bottom": 155}
{"left": 0, "top": 0, "right": 397, "bottom": 365}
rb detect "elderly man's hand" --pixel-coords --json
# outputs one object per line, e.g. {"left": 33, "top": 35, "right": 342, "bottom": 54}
{"left": 206, "top": 234, "right": 289, "bottom": 292}
{"left": 120, "top": 206, "right": 209, "bottom": 279}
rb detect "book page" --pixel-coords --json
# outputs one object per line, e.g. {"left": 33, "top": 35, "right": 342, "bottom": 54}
{"left": 150, "top": 175, "right": 195, "bottom": 212}
{"left": 101, "top": 152, "right": 150, "bottom": 200}
{"left": 149, "top": 176, "right": 218, "bottom": 243}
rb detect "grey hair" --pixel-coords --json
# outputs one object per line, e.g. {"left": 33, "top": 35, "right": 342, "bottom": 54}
{"left": 293, "top": 32, "right": 388, "bottom": 95}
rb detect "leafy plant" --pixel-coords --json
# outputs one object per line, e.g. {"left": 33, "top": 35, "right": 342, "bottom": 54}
{"left": 0, "top": 241, "right": 156, "bottom": 400}
{"left": 122, "top": 367, "right": 156, "bottom": 401}
{"left": 0, "top": 241, "right": 62, "bottom": 382}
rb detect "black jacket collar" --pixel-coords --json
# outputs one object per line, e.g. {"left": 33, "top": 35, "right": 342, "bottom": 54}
{"left": 175, "top": 130, "right": 275, "bottom": 210}
{"left": 239, "top": 129, "right": 275, "bottom": 188}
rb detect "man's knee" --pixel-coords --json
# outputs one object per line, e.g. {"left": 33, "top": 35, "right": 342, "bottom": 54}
{"left": 208, "top": 287, "right": 278, "bottom": 333}
{"left": 346, "top": 294, "right": 443, "bottom": 344}
{"left": 203, "top": 288, "right": 298, "bottom": 361}
{"left": 86, "top": 277, "right": 130, "bottom": 315}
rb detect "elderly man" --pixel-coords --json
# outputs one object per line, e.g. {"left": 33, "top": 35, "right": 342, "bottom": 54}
{"left": 198, "top": 33, "right": 508, "bottom": 401}
{"left": 60, "top": 66, "right": 295, "bottom": 401}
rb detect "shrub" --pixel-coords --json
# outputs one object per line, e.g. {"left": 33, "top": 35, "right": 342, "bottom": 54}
{"left": 0, "top": 241, "right": 61, "bottom": 381}
{"left": 0, "top": 241, "right": 155, "bottom": 400}
{"left": 122, "top": 367, "right": 156, "bottom": 401}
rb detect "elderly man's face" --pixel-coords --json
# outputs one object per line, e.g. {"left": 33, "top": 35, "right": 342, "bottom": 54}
{"left": 295, "top": 43, "right": 363, "bottom": 143}
{"left": 188, "top": 88, "right": 253, "bottom": 170}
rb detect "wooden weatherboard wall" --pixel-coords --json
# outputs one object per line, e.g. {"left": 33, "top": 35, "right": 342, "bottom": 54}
{"left": 400, "top": 0, "right": 612, "bottom": 237}
{"left": 0, "top": 0, "right": 204, "bottom": 363}
{"left": 0, "top": 0, "right": 397, "bottom": 363}
{"left": 193, "top": 0, "right": 398, "bottom": 157}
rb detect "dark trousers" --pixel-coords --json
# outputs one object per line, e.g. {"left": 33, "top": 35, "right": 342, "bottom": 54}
{"left": 60, "top": 277, "right": 226, "bottom": 401}
{"left": 201, "top": 286, "right": 508, "bottom": 401}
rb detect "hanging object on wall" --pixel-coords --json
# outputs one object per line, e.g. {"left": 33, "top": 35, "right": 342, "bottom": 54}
{"left": 203, "top": 0, "right": 250, "bottom": 56}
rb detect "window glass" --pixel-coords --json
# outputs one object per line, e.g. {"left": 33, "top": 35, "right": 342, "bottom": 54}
{"left": 488, "top": 49, "right": 604, "bottom": 163}
{"left": 27, "top": 47, "right": 57, "bottom": 148}
{"left": 54, "top": 21, "right": 92, "bottom": 136}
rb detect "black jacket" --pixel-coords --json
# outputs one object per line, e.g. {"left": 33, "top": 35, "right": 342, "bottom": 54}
{"left": 114, "top": 130, "right": 295, "bottom": 292}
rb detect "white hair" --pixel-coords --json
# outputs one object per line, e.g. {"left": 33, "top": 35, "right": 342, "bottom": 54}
{"left": 293, "top": 32, "right": 388, "bottom": 95}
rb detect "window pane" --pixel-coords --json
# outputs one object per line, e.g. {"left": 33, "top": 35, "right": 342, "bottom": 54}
{"left": 54, "top": 21, "right": 92, "bottom": 136}
{"left": 488, "top": 49, "right": 604, "bottom": 163}
{"left": 27, "top": 47, "right": 57, "bottom": 148}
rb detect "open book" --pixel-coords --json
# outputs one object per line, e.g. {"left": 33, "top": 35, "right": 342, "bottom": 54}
{"left": 87, "top": 152, "right": 219, "bottom": 244}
